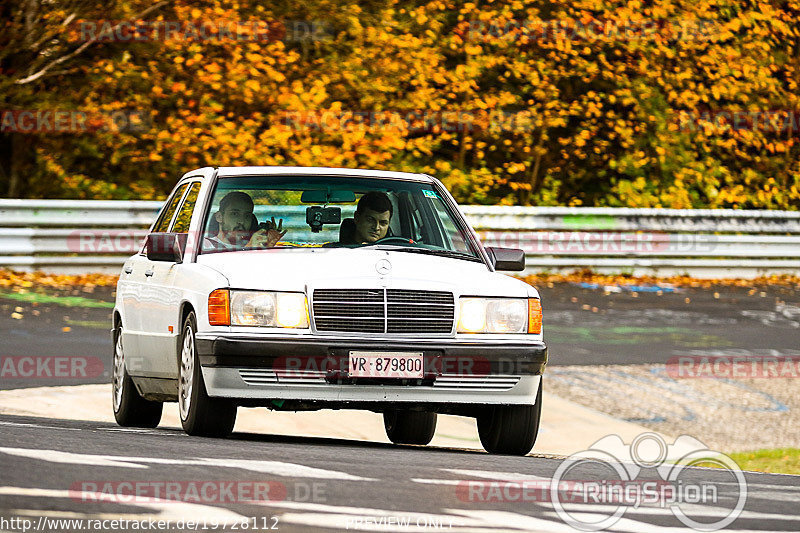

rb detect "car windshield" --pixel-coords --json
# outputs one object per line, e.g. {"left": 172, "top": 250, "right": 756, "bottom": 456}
{"left": 199, "top": 175, "right": 481, "bottom": 260}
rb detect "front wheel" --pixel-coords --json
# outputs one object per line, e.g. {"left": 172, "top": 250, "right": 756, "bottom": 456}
{"left": 178, "top": 312, "right": 237, "bottom": 437}
{"left": 477, "top": 379, "right": 542, "bottom": 455}
{"left": 384, "top": 410, "right": 437, "bottom": 445}
{"left": 112, "top": 323, "right": 162, "bottom": 427}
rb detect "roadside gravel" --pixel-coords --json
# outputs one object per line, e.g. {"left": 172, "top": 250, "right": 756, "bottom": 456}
{"left": 546, "top": 363, "right": 800, "bottom": 453}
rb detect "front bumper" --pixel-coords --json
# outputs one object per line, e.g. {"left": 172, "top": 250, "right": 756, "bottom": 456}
{"left": 195, "top": 334, "right": 547, "bottom": 405}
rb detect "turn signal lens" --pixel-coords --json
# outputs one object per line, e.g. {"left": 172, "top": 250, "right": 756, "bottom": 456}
{"left": 208, "top": 289, "right": 230, "bottom": 326}
{"left": 528, "top": 298, "right": 542, "bottom": 334}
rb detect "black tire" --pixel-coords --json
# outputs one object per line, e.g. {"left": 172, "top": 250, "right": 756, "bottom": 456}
{"left": 112, "top": 322, "right": 163, "bottom": 428}
{"left": 384, "top": 409, "right": 437, "bottom": 445}
{"left": 478, "top": 379, "right": 542, "bottom": 455}
{"left": 178, "top": 311, "right": 237, "bottom": 437}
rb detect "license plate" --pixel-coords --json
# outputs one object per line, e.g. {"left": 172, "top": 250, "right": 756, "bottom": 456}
{"left": 348, "top": 351, "right": 424, "bottom": 379}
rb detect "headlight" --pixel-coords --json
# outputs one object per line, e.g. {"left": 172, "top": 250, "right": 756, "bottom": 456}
{"left": 226, "top": 290, "right": 308, "bottom": 328}
{"left": 457, "top": 297, "right": 533, "bottom": 334}
{"left": 275, "top": 293, "right": 308, "bottom": 328}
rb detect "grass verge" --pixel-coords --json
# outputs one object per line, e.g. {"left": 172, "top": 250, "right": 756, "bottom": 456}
{"left": 693, "top": 448, "right": 800, "bottom": 475}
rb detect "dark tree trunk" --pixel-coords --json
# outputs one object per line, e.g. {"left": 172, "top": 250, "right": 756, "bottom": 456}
{"left": 7, "top": 134, "right": 25, "bottom": 198}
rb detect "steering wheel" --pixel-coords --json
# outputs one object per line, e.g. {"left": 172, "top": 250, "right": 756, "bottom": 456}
{"left": 372, "top": 236, "right": 416, "bottom": 245}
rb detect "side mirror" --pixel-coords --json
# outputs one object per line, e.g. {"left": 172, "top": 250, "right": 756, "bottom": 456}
{"left": 486, "top": 246, "right": 525, "bottom": 271}
{"left": 145, "top": 233, "right": 186, "bottom": 263}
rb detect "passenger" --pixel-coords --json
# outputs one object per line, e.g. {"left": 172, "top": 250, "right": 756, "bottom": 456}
{"left": 351, "top": 191, "right": 393, "bottom": 244}
{"left": 205, "top": 191, "right": 286, "bottom": 250}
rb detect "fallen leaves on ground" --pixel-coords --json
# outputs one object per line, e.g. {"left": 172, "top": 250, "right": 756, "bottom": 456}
{"left": 521, "top": 269, "right": 800, "bottom": 290}
{"left": 1, "top": 268, "right": 798, "bottom": 293}
{"left": 0, "top": 269, "right": 119, "bottom": 291}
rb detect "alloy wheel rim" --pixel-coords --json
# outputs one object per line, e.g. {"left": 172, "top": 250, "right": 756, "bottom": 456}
{"left": 112, "top": 328, "right": 124, "bottom": 412}
{"left": 178, "top": 325, "right": 194, "bottom": 420}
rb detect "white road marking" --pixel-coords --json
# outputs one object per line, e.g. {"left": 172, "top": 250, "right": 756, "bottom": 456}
{"left": 0, "top": 447, "right": 372, "bottom": 480}
{"left": 744, "top": 491, "right": 800, "bottom": 503}
{"left": 455, "top": 506, "right": 799, "bottom": 533}
{"left": 0, "top": 447, "right": 149, "bottom": 469}
{"left": 198, "top": 458, "right": 372, "bottom": 480}
{"left": 446, "top": 509, "right": 577, "bottom": 532}
{"left": 556, "top": 502, "right": 800, "bottom": 523}
{"left": 539, "top": 506, "right": 788, "bottom": 533}
{"left": 411, "top": 478, "right": 463, "bottom": 486}
{"left": 258, "top": 501, "right": 533, "bottom": 532}
{"left": 95, "top": 427, "right": 183, "bottom": 436}
{"left": 9, "top": 508, "right": 173, "bottom": 521}
{"left": 718, "top": 480, "right": 800, "bottom": 490}
{"left": 0, "top": 421, "right": 80, "bottom": 431}
{"left": 0, "top": 487, "right": 245, "bottom": 522}
{"left": 443, "top": 469, "right": 551, "bottom": 482}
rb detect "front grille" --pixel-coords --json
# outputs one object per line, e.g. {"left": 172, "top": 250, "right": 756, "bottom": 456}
{"left": 312, "top": 289, "right": 454, "bottom": 334}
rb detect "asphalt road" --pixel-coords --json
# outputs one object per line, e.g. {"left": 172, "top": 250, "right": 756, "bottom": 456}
{"left": 2, "top": 282, "right": 799, "bottom": 389}
{"left": 2, "top": 282, "right": 799, "bottom": 532}
{"left": 1, "top": 413, "right": 799, "bottom": 532}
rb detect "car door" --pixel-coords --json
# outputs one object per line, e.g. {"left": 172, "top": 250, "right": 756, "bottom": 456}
{"left": 138, "top": 181, "right": 202, "bottom": 378}
{"left": 120, "top": 182, "right": 189, "bottom": 375}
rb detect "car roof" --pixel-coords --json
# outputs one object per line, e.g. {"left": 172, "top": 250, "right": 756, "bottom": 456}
{"left": 213, "top": 166, "right": 433, "bottom": 183}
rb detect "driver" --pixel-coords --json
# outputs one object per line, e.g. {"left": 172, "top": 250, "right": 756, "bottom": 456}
{"left": 205, "top": 191, "right": 286, "bottom": 250}
{"left": 353, "top": 191, "right": 392, "bottom": 243}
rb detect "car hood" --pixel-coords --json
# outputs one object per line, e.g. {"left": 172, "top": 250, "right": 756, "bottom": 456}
{"left": 196, "top": 248, "right": 537, "bottom": 297}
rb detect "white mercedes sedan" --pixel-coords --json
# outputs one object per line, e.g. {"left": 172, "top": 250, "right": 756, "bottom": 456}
{"left": 113, "top": 166, "right": 547, "bottom": 455}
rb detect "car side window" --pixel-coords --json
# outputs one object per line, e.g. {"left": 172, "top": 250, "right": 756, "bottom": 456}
{"left": 152, "top": 183, "right": 189, "bottom": 233}
{"left": 425, "top": 194, "right": 470, "bottom": 252}
{"left": 170, "top": 182, "right": 201, "bottom": 233}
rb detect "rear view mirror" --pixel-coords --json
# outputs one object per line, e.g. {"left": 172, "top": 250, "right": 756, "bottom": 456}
{"left": 301, "top": 190, "right": 356, "bottom": 203}
{"left": 146, "top": 233, "right": 186, "bottom": 263}
{"left": 306, "top": 206, "right": 341, "bottom": 233}
{"left": 486, "top": 246, "right": 525, "bottom": 271}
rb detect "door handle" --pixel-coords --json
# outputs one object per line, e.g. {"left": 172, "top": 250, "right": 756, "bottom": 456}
{"left": 124, "top": 266, "right": 133, "bottom": 274}
{"left": 144, "top": 269, "right": 154, "bottom": 277}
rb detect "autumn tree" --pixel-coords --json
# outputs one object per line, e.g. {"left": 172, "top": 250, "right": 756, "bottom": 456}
{"left": 1, "top": 0, "right": 798, "bottom": 209}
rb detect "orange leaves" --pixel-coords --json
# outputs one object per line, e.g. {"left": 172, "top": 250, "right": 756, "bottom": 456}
{"left": 10, "top": 0, "right": 797, "bottom": 211}
{"left": 521, "top": 270, "right": 800, "bottom": 289}
{"left": 0, "top": 269, "right": 119, "bottom": 289}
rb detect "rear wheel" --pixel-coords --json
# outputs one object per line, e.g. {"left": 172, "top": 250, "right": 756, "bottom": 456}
{"left": 112, "top": 322, "right": 162, "bottom": 427}
{"left": 384, "top": 409, "right": 437, "bottom": 445}
{"left": 178, "top": 311, "right": 237, "bottom": 437}
{"left": 478, "top": 379, "right": 542, "bottom": 455}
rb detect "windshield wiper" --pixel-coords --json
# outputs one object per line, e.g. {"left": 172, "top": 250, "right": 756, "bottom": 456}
{"left": 375, "top": 245, "right": 483, "bottom": 263}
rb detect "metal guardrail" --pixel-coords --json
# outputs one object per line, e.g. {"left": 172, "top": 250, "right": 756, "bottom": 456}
{"left": 1, "top": 200, "right": 799, "bottom": 277}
